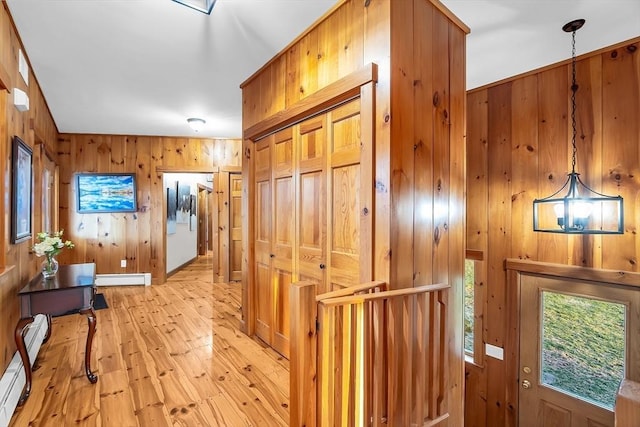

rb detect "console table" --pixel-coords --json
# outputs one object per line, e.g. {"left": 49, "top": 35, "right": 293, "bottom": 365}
{"left": 14, "top": 262, "right": 98, "bottom": 406}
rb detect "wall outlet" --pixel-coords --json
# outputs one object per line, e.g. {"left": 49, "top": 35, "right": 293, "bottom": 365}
{"left": 120, "top": 259, "right": 127, "bottom": 268}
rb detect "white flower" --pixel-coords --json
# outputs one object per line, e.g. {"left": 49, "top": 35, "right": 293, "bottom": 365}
{"left": 31, "top": 230, "right": 74, "bottom": 258}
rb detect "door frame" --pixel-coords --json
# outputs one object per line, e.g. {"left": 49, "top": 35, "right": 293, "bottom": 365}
{"left": 216, "top": 166, "right": 242, "bottom": 283}
{"left": 506, "top": 259, "right": 640, "bottom": 425}
{"left": 157, "top": 166, "right": 218, "bottom": 284}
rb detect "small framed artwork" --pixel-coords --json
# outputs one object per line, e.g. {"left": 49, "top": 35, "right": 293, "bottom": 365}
{"left": 167, "top": 183, "right": 177, "bottom": 235}
{"left": 177, "top": 182, "right": 190, "bottom": 224}
{"left": 189, "top": 194, "right": 197, "bottom": 231}
{"left": 76, "top": 173, "right": 137, "bottom": 213}
{"left": 11, "top": 135, "right": 33, "bottom": 243}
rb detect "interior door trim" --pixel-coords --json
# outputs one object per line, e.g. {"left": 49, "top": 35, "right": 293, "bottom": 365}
{"left": 506, "top": 259, "right": 640, "bottom": 289}
{"left": 244, "top": 63, "right": 378, "bottom": 141}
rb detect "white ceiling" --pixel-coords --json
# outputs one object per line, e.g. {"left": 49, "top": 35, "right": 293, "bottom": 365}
{"left": 6, "top": 0, "right": 640, "bottom": 139}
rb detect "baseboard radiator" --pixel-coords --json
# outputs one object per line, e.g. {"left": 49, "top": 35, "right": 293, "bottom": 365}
{"left": 0, "top": 315, "right": 48, "bottom": 427}
{"left": 96, "top": 272, "right": 151, "bottom": 287}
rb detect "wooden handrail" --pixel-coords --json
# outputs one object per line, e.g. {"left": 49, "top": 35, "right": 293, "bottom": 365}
{"left": 291, "top": 280, "right": 450, "bottom": 426}
{"left": 318, "top": 283, "right": 450, "bottom": 426}
{"left": 318, "top": 283, "right": 450, "bottom": 307}
{"left": 316, "top": 280, "right": 386, "bottom": 302}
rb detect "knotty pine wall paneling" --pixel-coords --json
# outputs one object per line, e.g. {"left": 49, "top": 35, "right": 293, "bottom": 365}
{"left": 602, "top": 45, "right": 639, "bottom": 270}
{"left": 362, "top": 0, "right": 391, "bottom": 285}
{"left": 58, "top": 134, "right": 241, "bottom": 285}
{"left": 0, "top": 3, "right": 60, "bottom": 376}
{"left": 464, "top": 37, "right": 640, "bottom": 427}
{"left": 242, "top": 0, "right": 468, "bottom": 423}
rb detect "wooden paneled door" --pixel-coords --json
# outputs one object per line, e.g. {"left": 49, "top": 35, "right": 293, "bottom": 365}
{"left": 519, "top": 274, "right": 640, "bottom": 427}
{"left": 296, "top": 115, "right": 327, "bottom": 294}
{"left": 197, "top": 185, "right": 211, "bottom": 256}
{"left": 325, "top": 97, "right": 372, "bottom": 291}
{"left": 253, "top": 129, "right": 295, "bottom": 357}
{"left": 271, "top": 129, "right": 295, "bottom": 357}
{"left": 252, "top": 96, "right": 373, "bottom": 358}
{"left": 229, "top": 173, "right": 242, "bottom": 281}
{"left": 254, "top": 137, "right": 274, "bottom": 344}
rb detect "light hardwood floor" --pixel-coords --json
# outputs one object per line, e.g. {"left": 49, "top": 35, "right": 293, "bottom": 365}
{"left": 10, "top": 255, "right": 290, "bottom": 426}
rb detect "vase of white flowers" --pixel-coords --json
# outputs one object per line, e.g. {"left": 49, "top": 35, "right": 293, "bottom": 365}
{"left": 32, "top": 230, "right": 75, "bottom": 279}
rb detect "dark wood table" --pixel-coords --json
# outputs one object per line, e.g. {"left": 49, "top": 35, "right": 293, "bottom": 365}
{"left": 15, "top": 262, "right": 98, "bottom": 406}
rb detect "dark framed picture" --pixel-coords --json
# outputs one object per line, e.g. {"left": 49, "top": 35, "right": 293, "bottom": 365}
{"left": 76, "top": 173, "right": 137, "bottom": 213}
{"left": 189, "top": 194, "right": 197, "bottom": 231}
{"left": 177, "top": 182, "right": 190, "bottom": 223}
{"left": 11, "top": 135, "right": 33, "bottom": 243}
{"left": 167, "top": 182, "right": 177, "bottom": 235}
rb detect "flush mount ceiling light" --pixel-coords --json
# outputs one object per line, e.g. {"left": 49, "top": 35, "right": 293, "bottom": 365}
{"left": 187, "top": 117, "right": 206, "bottom": 132}
{"left": 172, "top": 0, "right": 216, "bottom": 15}
{"left": 533, "top": 19, "right": 623, "bottom": 234}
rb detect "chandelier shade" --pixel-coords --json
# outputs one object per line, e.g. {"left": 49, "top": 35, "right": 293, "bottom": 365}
{"left": 532, "top": 172, "right": 624, "bottom": 234}
{"left": 532, "top": 19, "right": 624, "bottom": 235}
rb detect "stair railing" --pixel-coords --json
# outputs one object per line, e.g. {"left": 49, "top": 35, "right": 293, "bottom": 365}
{"left": 290, "top": 280, "right": 450, "bottom": 426}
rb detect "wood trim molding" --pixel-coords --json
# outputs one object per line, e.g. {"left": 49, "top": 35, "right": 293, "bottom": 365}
{"left": 466, "top": 249, "right": 484, "bottom": 261}
{"left": 244, "top": 63, "right": 378, "bottom": 141}
{"left": 156, "top": 165, "right": 219, "bottom": 173}
{"left": 505, "top": 258, "right": 640, "bottom": 288}
{"left": 0, "top": 264, "right": 16, "bottom": 280}
{"left": 430, "top": 0, "right": 470, "bottom": 34}
{"left": 220, "top": 165, "right": 241, "bottom": 173}
{"left": 0, "top": 61, "right": 11, "bottom": 92}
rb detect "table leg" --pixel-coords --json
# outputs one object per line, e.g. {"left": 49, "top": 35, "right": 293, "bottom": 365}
{"left": 42, "top": 314, "right": 52, "bottom": 343}
{"left": 14, "top": 317, "right": 35, "bottom": 406}
{"left": 79, "top": 307, "right": 98, "bottom": 383}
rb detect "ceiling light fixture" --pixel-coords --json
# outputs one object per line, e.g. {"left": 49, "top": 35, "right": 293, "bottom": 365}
{"left": 172, "top": 0, "right": 216, "bottom": 15}
{"left": 533, "top": 19, "right": 623, "bottom": 234}
{"left": 187, "top": 117, "right": 206, "bottom": 132}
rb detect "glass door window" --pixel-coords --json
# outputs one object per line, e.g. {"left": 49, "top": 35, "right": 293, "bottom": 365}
{"left": 541, "top": 291, "right": 625, "bottom": 409}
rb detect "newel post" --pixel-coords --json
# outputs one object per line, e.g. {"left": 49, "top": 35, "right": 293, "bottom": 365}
{"left": 290, "top": 281, "right": 318, "bottom": 427}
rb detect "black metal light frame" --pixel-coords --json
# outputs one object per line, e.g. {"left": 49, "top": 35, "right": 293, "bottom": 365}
{"left": 532, "top": 19, "right": 624, "bottom": 235}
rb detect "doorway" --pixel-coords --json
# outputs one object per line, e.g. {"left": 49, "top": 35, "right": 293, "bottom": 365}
{"left": 197, "top": 184, "right": 213, "bottom": 256}
{"left": 518, "top": 271, "right": 640, "bottom": 426}
{"left": 163, "top": 172, "right": 212, "bottom": 275}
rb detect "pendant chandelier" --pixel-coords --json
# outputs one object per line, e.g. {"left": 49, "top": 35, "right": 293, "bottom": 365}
{"left": 532, "top": 19, "right": 624, "bottom": 234}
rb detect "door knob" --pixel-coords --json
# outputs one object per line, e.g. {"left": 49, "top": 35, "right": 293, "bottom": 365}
{"left": 319, "top": 263, "right": 326, "bottom": 269}
{"left": 270, "top": 254, "right": 275, "bottom": 258}
{"left": 522, "top": 380, "right": 531, "bottom": 389}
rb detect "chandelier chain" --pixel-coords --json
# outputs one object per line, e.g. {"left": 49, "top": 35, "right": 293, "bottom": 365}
{"left": 570, "top": 29, "right": 577, "bottom": 173}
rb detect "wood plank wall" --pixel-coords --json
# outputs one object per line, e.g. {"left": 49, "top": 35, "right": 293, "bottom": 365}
{"left": 0, "top": 3, "right": 60, "bottom": 376}
{"left": 465, "top": 37, "right": 640, "bottom": 427}
{"left": 57, "top": 134, "right": 241, "bottom": 284}
{"left": 241, "top": 0, "right": 468, "bottom": 424}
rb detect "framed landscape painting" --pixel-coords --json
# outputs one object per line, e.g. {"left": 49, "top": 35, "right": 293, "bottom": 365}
{"left": 76, "top": 173, "right": 137, "bottom": 213}
{"left": 11, "top": 135, "right": 33, "bottom": 243}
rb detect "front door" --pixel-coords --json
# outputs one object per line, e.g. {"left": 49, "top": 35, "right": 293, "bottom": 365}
{"left": 519, "top": 274, "right": 640, "bottom": 426}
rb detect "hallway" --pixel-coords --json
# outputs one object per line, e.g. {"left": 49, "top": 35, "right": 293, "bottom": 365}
{"left": 10, "top": 255, "right": 289, "bottom": 426}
